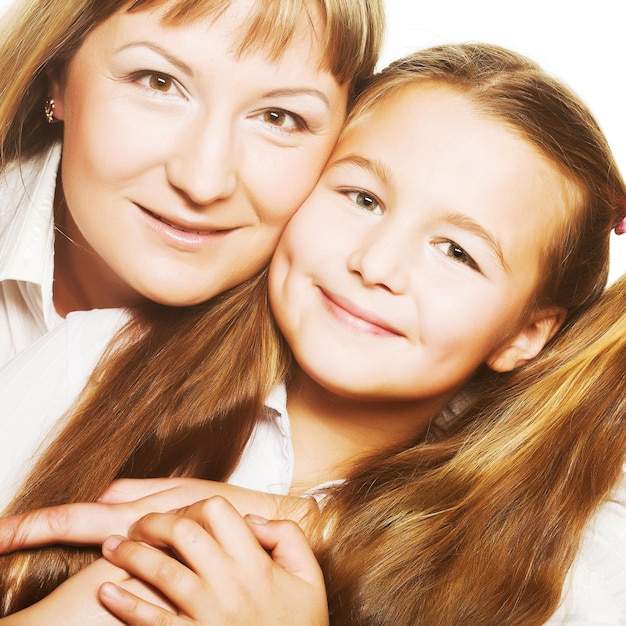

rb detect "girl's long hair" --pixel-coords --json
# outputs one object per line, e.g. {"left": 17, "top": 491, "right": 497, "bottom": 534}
{"left": 1, "top": 43, "right": 625, "bottom": 620}
{"left": 315, "top": 272, "right": 626, "bottom": 625}
{"left": 308, "top": 44, "right": 626, "bottom": 624}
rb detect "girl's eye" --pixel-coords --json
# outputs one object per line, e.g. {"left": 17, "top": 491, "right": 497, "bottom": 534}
{"left": 346, "top": 190, "right": 383, "bottom": 215}
{"left": 435, "top": 241, "right": 479, "bottom": 271}
{"left": 262, "top": 109, "right": 306, "bottom": 132}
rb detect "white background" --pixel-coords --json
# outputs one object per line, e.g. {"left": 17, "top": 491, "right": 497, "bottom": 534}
{"left": 1, "top": 0, "right": 624, "bottom": 281}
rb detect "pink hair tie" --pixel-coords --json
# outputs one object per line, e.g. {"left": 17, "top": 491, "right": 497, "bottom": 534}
{"left": 616, "top": 215, "right": 626, "bottom": 236}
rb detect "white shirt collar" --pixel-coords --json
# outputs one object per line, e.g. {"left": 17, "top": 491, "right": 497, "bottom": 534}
{"left": 226, "top": 382, "right": 294, "bottom": 495}
{"left": 0, "top": 143, "right": 61, "bottom": 288}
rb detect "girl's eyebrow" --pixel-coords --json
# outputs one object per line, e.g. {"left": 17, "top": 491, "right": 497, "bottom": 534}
{"left": 328, "top": 154, "right": 392, "bottom": 187}
{"left": 115, "top": 42, "right": 195, "bottom": 76}
{"left": 445, "top": 213, "right": 509, "bottom": 272}
{"left": 328, "top": 154, "right": 508, "bottom": 271}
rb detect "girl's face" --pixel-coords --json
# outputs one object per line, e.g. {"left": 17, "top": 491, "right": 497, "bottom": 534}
{"left": 269, "top": 83, "right": 569, "bottom": 404}
{"left": 51, "top": 0, "right": 347, "bottom": 308}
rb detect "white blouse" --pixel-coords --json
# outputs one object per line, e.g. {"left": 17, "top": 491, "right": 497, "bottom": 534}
{"left": 0, "top": 144, "right": 63, "bottom": 367}
{"left": 0, "top": 307, "right": 624, "bottom": 624}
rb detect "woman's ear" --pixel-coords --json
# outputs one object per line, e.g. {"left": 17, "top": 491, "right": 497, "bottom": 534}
{"left": 47, "top": 70, "right": 67, "bottom": 121}
{"left": 486, "top": 307, "right": 567, "bottom": 373}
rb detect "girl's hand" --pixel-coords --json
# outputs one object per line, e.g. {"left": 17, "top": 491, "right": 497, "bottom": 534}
{"left": 99, "top": 496, "right": 329, "bottom": 626}
{"left": 0, "top": 478, "right": 314, "bottom": 552}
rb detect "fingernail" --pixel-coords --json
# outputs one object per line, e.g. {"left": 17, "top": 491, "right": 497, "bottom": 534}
{"left": 99, "top": 582, "right": 122, "bottom": 601}
{"left": 246, "top": 514, "right": 269, "bottom": 524}
{"left": 102, "top": 535, "right": 123, "bottom": 552}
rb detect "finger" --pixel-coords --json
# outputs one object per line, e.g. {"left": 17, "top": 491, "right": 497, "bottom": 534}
{"left": 245, "top": 516, "right": 325, "bottom": 587}
{"left": 0, "top": 502, "right": 136, "bottom": 552}
{"left": 98, "top": 478, "right": 188, "bottom": 504}
{"left": 99, "top": 582, "right": 179, "bottom": 626}
{"left": 127, "top": 497, "right": 273, "bottom": 583}
{"left": 100, "top": 478, "right": 234, "bottom": 515}
{"left": 102, "top": 533, "right": 207, "bottom": 612}
{"left": 127, "top": 506, "right": 234, "bottom": 576}
{"left": 138, "top": 497, "right": 270, "bottom": 565}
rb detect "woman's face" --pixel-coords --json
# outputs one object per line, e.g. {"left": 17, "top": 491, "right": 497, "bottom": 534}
{"left": 270, "top": 83, "right": 568, "bottom": 406}
{"left": 51, "top": 0, "right": 347, "bottom": 308}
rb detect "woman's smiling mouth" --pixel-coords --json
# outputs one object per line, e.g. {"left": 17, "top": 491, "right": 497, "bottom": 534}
{"left": 136, "top": 204, "right": 238, "bottom": 249}
{"left": 140, "top": 206, "right": 228, "bottom": 235}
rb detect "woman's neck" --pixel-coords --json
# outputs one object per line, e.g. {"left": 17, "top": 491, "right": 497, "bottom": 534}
{"left": 52, "top": 188, "right": 141, "bottom": 317}
{"left": 286, "top": 367, "right": 452, "bottom": 495}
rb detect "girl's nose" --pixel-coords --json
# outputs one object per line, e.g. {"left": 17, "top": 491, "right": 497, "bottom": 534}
{"left": 347, "top": 222, "right": 411, "bottom": 294}
{"left": 166, "top": 115, "right": 237, "bottom": 206}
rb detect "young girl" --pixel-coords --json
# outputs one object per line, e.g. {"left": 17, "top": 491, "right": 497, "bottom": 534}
{"left": 92, "top": 270, "right": 626, "bottom": 626}
{"left": 0, "top": 0, "right": 382, "bottom": 366}
{"left": 0, "top": 43, "right": 624, "bottom": 622}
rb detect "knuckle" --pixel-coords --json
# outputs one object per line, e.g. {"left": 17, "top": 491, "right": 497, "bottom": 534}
{"left": 168, "top": 516, "right": 197, "bottom": 543}
{"left": 197, "top": 495, "right": 229, "bottom": 517}
{"left": 45, "top": 506, "right": 73, "bottom": 535}
{"left": 0, "top": 519, "right": 21, "bottom": 549}
{"left": 154, "top": 558, "right": 183, "bottom": 586}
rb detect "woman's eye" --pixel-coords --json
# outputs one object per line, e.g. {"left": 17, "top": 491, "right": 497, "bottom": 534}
{"left": 435, "top": 241, "right": 479, "bottom": 270}
{"left": 346, "top": 190, "right": 383, "bottom": 215}
{"left": 134, "top": 72, "right": 180, "bottom": 97}
{"left": 148, "top": 73, "right": 173, "bottom": 92}
{"left": 262, "top": 109, "right": 305, "bottom": 132}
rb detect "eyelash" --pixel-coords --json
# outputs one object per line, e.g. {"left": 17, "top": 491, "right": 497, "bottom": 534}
{"left": 131, "top": 71, "right": 184, "bottom": 98}
{"left": 129, "top": 72, "right": 309, "bottom": 133}
{"left": 342, "top": 189, "right": 384, "bottom": 215}
{"left": 260, "top": 109, "right": 309, "bottom": 134}
{"left": 434, "top": 240, "right": 480, "bottom": 271}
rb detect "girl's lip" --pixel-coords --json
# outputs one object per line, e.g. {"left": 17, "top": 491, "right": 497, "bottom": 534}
{"left": 319, "top": 287, "right": 405, "bottom": 337}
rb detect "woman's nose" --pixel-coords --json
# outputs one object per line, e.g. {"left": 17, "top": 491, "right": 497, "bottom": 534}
{"left": 166, "top": 114, "right": 237, "bottom": 206}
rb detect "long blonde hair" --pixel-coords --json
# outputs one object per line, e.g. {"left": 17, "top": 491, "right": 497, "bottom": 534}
{"left": 1, "top": 43, "right": 624, "bottom": 618}
{"left": 307, "top": 45, "right": 626, "bottom": 625}
{"left": 0, "top": 0, "right": 385, "bottom": 162}
{"left": 315, "top": 272, "right": 626, "bottom": 625}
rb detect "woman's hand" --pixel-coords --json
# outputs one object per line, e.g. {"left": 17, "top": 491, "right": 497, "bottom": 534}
{"left": 0, "top": 478, "right": 314, "bottom": 552}
{"left": 0, "top": 557, "right": 175, "bottom": 625}
{"left": 98, "top": 496, "right": 329, "bottom": 626}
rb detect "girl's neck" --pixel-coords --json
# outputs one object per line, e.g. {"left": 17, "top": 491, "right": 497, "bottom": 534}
{"left": 286, "top": 367, "right": 452, "bottom": 495}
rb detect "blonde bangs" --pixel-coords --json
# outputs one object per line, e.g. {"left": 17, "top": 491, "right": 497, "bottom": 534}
{"left": 129, "top": 0, "right": 382, "bottom": 88}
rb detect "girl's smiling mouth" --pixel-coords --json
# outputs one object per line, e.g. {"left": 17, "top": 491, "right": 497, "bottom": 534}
{"left": 319, "top": 287, "right": 404, "bottom": 337}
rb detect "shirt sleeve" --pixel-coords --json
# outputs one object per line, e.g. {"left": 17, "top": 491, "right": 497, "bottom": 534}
{"left": 0, "top": 308, "right": 129, "bottom": 509}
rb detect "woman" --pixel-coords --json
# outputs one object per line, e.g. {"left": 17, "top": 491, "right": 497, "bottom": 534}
{"left": 0, "top": 0, "right": 383, "bottom": 366}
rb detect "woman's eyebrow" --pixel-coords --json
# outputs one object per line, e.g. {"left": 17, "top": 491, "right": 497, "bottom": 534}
{"left": 445, "top": 213, "right": 509, "bottom": 272}
{"left": 328, "top": 154, "right": 392, "bottom": 186}
{"left": 115, "top": 41, "right": 194, "bottom": 76}
{"left": 262, "top": 88, "right": 330, "bottom": 108}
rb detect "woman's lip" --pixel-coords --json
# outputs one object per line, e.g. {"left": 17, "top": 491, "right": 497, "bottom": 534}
{"left": 319, "top": 288, "right": 404, "bottom": 337}
{"left": 139, "top": 206, "right": 225, "bottom": 235}
{"left": 136, "top": 203, "right": 237, "bottom": 249}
